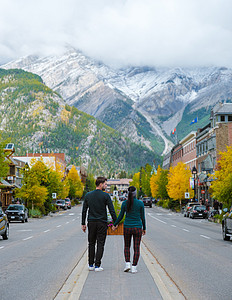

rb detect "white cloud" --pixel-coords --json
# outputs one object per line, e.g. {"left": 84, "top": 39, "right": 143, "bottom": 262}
{"left": 1, "top": 0, "right": 232, "bottom": 67}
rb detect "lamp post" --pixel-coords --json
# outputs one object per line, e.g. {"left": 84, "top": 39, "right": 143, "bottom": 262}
{"left": 192, "top": 166, "right": 198, "bottom": 201}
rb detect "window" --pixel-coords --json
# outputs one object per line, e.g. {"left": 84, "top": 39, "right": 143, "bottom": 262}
{"left": 221, "top": 115, "right": 225, "bottom": 122}
{"left": 228, "top": 115, "right": 232, "bottom": 122}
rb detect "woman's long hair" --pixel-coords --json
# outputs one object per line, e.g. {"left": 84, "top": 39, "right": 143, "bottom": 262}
{"left": 127, "top": 186, "right": 136, "bottom": 212}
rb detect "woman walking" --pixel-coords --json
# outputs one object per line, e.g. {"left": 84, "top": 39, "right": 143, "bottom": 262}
{"left": 113, "top": 186, "right": 146, "bottom": 273}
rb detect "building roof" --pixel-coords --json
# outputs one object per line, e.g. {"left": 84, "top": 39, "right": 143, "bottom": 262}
{"left": 213, "top": 103, "right": 232, "bottom": 115}
{"left": 107, "top": 179, "right": 132, "bottom": 185}
{"left": 0, "top": 178, "right": 13, "bottom": 187}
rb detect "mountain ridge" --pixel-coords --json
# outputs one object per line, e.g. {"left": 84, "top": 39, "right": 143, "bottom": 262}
{"left": 2, "top": 47, "right": 232, "bottom": 153}
{"left": 0, "top": 68, "right": 158, "bottom": 174}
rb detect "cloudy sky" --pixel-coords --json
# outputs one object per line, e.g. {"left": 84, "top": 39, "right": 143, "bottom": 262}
{"left": 0, "top": 0, "right": 232, "bottom": 67}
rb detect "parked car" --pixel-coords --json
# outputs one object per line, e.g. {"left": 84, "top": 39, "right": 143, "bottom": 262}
{"left": 142, "top": 197, "right": 152, "bottom": 208}
{"left": 56, "top": 199, "right": 68, "bottom": 210}
{"left": 189, "top": 205, "right": 208, "bottom": 219}
{"left": 0, "top": 207, "right": 9, "bottom": 240}
{"left": 65, "top": 198, "right": 71, "bottom": 209}
{"left": 222, "top": 207, "right": 232, "bottom": 241}
{"left": 5, "top": 204, "right": 28, "bottom": 223}
{"left": 119, "top": 196, "right": 127, "bottom": 202}
{"left": 183, "top": 202, "right": 201, "bottom": 217}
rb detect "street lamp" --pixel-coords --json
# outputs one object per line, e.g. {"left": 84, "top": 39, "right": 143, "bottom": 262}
{"left": 192, "top": 166, "right": 198, "bottom": 201}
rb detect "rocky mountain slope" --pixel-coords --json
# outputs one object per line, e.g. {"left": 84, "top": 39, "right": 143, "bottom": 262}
{"left": 0, "top": 68, "right": 158, "bottom": 174}
{"left": 3, "top": 47, "right": 232, "bottom": 153}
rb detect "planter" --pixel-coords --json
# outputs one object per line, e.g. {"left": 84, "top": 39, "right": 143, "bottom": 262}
{"left": 107, "top": 223, "right": 124, "bottom": 235}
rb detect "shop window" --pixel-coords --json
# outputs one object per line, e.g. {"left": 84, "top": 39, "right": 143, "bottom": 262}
{"left": 228, "top": 115, "right": 232, "bottom": 122}
{"left": 221, "top": 115, "right": 225, "bottom": 122}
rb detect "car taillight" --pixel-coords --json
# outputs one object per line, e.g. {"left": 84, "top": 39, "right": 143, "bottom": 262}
{"left": 193, "top": 210, "right": 197, "bottom": 213}
{"left": 204, "top": 210, "right": 207, "bottom": 213}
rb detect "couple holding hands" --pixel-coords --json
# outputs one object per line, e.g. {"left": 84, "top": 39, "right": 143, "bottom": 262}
{"left": 81, "top": 177, "right": 146, "bottom": 273}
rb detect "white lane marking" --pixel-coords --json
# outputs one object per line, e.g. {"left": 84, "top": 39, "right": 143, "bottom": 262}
{"left": 57, "top": 225, "right": 61, "bottom": 228}
{"left": 183, "top": 229, "right": 189, "bottom": 232}
{"left": 66, "top": 222, "right": 69, "bottom": 224}
{"left": 167, "top": 213, "right": 172, "bottom": 215}
{"left": 69, "top": 213, "right": 75, "bottom": 216}
{"left": 200, "top": 235, "right": 211, "bottom": 240}
{"left": 0, "top": 246, "right": 4, "bottom": 249}
{"left": 17, "top": 229, "right": 32, "bottom": 232}
{"left": 44, "top": 229, "right": 50, "bottom": 233}
{"left": 157, "top": 213, "right": 163, "bottom": 215}
{"left": 171, "top": 225, "right": 177, "bottom": 228}
{"left": 23, "top": 236, "right": 33, "bottom": 241}
{"left": 72, "top": 219, "right": 75, "bottom": 221}
{"left": 148, "top": 213, "right": 167, "bottom": 224}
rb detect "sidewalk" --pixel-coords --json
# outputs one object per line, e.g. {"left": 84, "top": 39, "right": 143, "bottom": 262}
{"left": 55, "top": 236, "right": 185, "bottom": 300}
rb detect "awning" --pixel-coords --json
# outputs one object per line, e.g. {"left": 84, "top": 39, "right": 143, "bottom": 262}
{"left": 13, "top": 183, "right": 21, "bottom": 189}
{"left": 0, "top": 179, "right": 13, "bottom": 187}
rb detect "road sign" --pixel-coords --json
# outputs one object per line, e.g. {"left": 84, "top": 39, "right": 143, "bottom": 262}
{"left": 52, "top": 193, "right": 57, "bottom": 199}
{"left": 185, "top": 192, "right": 190, "bottom": 199}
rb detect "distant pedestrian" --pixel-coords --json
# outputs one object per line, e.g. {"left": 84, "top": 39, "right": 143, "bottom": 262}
{"left": 112, "top": 186, "right": 146, "bottom": 273}
{"left": 81, "top": 176, "right": 117, "bottom": 272}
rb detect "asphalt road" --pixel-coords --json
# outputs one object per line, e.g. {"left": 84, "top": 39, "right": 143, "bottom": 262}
{"left": 143, "top": 205, "right": 232, "bottom": 300}
{"left": 0, "top": 205, "right": 86, "bottom": 300}
{"left": 1, "top": 204, "right": 232, "bottom": 300}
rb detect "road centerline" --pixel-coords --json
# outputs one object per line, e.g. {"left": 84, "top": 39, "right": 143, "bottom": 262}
{"left": 148, "top": 213, "right": 167, "bottom": 224}
{"left": 200, "top": 235, "right": 211, "bottom": 239}
{"left": 23, "top": 236, "right": 33, "bottom": 241}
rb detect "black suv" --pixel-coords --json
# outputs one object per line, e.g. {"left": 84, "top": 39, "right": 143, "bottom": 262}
{"left": 5, "top": 204, "right": 29, "bottom": 223}
{"left": 222, "top": 207, "right": 232, "bottom": 241}
{"left": 142, "top": 197, "right": 152, "bottom": 208}
{"left": 0, "top": 207, "right": 9, "bottom": 239}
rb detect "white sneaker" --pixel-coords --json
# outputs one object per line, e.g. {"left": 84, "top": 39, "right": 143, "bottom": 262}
{"left": 131, "top": 266, "right": 137, "bottom": 273}
{"left": 124, "top": 262, "right": 131, "bottom": 272}
{"left": 95, "top": 266, "right": 104, "bottom": 272}
{"left": 88, "top": 265, "right": 95, "bottom": 271}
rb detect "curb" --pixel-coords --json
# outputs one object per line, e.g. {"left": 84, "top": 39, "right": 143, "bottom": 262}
{"left": 54, "top": 249, "right": 88, "bottom": 300}
{"left": 141, "top": 241, "right": 185, "bottom": 300}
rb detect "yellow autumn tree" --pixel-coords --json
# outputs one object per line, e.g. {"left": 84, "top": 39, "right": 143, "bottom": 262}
{"left": 130, "top": 172, "right": 141, "bottom": 196}
{"left": 150, "top": 165, "right": 162, "bottom": 198}
{"left": 167, "top": 162, "right": 193, "bottom": 208}
{"left": 67, "top": 166, "right": 84, "bottom": 199}
{"left": 60, "top": 177, "right": 70, "bottom": 199}
{"left": 211, "top": 146, "right": 232, "bottom": 208}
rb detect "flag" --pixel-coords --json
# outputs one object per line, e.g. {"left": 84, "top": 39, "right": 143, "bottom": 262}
{"left": 190, "top": 117, "right": 198, "bottom": 125}
{"left": 171, "top": 128, "right": 176, "bottom": 134}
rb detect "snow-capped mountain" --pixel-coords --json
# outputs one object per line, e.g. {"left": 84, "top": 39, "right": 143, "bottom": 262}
{"left": 3, "top": 47, "right": 232, "bottom": 155}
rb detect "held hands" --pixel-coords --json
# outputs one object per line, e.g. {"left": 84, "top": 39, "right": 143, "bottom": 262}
{"left": 112, "top": 225, "right": 118, "bottom": 231}
{"left": 142, "top": 230, "right": 146, "bottom": 236}
{"left": 81, "top": 225, "right": 86, "bottom": 233}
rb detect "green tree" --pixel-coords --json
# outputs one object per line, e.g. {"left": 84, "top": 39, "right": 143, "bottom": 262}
{"left": 0, "top": 137, "right": 9, "bottom": 178}
{"left": 83, "top": 173, "right": 95, "bottom": 197}
{"left": 141, "top": 164, "right": 152, "bottom": 196}
{"left": 119, "top": 170, "right": 127, "bottom": 178}
{"left": 150, "top": 165, "right": 169, "bottom": 200}
{"left": 59, "top": 177, "right": 70, "bottom": 199}
{"left": 15, "top": 163, "right": 48, "bottom": 210}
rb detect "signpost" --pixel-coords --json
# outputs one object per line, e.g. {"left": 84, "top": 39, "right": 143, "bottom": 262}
{"left": 185, "top": 192, "right": 190, "bottom": 199}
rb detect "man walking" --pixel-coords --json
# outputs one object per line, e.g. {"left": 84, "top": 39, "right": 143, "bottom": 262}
{"left": 81, "top": 176, "right": 117, "bottom": 271}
